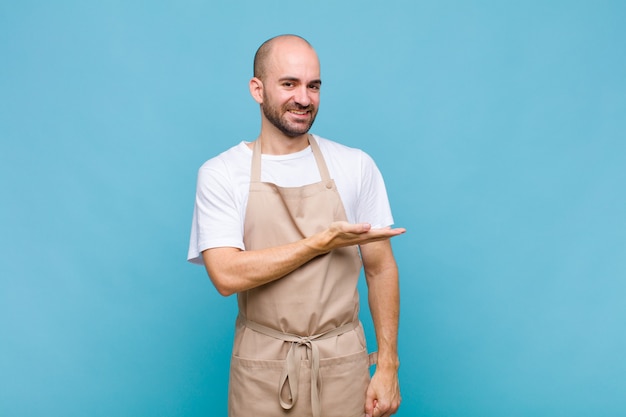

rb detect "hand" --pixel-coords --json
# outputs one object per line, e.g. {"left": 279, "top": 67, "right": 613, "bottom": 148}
{"left": 308, "top": 221, "right": 405, "bottom": 254}
{"left": 364, "top": 367, "right": 401, "bottom": 417}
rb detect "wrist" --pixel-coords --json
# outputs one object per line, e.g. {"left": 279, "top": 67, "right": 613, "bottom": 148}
{"left": 376, "top": 359, "right": 400, "bottom": 371}
{"left": 375, "top": 351, "right": 400, "bottom": 371}
{"left": 302, "top": 232, "right": 331, "bottom": 255}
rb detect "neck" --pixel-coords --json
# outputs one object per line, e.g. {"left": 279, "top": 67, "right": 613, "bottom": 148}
{"left": 254, "top": 124, "right": 311, "bottom": 155}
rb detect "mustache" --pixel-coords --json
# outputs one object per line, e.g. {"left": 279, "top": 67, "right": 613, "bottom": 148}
{"left": 286, "top": 103, "right": 314, "bottom": 111}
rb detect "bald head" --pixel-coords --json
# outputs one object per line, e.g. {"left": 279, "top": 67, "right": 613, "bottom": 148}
{"left": 253, "top": 35, "right": 315, "bottom": 81}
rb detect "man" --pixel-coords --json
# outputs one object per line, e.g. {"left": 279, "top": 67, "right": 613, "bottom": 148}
{"left": 188, "top": 34, "right": 403, "bottom": 417}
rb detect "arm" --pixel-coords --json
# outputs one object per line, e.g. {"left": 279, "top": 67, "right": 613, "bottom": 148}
{"left": 202, "top": 222, "right": 405, "bottom": 296}
{"left": 361, "top": 240, "right": 401, "bottom": 417}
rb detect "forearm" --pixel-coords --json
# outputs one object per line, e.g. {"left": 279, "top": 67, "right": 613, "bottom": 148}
{"left": 202, "top": 235, "right": 327, "bottom": 296}
{"left": 367, "top": 262, "right": 400, "bottom": 368}
{"left": 362, "top": 241, "right": 400, "bottom": 368}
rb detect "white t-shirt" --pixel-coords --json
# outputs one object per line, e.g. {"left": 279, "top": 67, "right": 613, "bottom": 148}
{"left": 187, "top": 134, "right": 394, "bottom": 264}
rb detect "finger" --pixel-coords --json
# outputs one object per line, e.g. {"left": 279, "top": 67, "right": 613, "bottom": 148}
{"left": 355, "top": 223, "right": 372, "bottom": 233}
{"left": 370, "top": 227, "right": 405, "bottom": 236}
{"left": 334, "top": 222, "right": 371, "bottom": 234}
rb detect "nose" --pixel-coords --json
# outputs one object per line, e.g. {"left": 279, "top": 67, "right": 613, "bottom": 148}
{"left": 293, "top": 85, "right": 311, "bottom": 107}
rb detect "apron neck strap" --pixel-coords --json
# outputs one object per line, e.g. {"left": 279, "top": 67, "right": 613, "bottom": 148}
{"left": 251, "top": 138, "right": 263, "bottom": 182}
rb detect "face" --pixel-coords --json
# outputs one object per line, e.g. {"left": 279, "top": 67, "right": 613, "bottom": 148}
{"left": 259, "top": 40, "right": 321, "bottom": 137}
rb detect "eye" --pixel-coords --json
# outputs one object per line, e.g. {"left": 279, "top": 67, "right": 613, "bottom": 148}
{"left": 282, "top": 81, "right": 294, "bottom": 87}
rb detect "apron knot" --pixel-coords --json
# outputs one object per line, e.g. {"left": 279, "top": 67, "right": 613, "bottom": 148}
{"left": 298, "top": 336, "right": 313, "bottom": 346}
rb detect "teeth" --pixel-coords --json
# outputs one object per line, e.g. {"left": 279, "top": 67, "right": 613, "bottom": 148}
{"left": 290, "top": 110, "right": 307, "bottom": 115}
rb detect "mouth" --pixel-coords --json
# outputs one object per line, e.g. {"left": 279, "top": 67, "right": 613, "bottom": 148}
{"left": 287, "top": 109, "right": 311, "bottom": 121}
{"left": 288, "top": 109, "right": 309, "bottom": 115}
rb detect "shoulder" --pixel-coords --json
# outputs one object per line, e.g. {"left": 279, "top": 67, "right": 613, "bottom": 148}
{"left": 197, "top": 141, "right": 251, "bottom": 179}
{"left": 313, "top": 134, "right": 363, "bottom": 156}
{"left": 313, "top": 134, "right": 378, "bottom": 171}
{"left": 312, "top": 134, "right": 373, "bottom": 165}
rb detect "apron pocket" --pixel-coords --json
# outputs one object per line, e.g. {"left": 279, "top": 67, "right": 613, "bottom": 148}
{"left": 318, "top": 348, "right": 371, "bottom": 417}
{"left": 229, "top": 355, "right": 309, "bottom": 417}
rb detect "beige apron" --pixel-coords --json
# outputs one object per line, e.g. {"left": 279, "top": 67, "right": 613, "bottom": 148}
{"left": 228, "top": 136, "right": 374, "bottom": 417}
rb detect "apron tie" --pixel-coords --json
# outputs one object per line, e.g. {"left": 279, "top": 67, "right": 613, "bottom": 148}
{"left": 239, "top": 315, "right": 358, "bottom": 417}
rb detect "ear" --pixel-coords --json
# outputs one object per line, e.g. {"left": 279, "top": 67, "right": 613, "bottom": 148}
{"left": 249, "top": 77, "right": 264, "bottom": 104}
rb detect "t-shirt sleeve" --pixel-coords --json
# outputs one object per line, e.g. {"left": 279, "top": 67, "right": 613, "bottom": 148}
{"left": 187, "top": 159, "right": 245, "bottom": 265}
{"left": 357, "top": 151, "right": 395, "bottom": 229}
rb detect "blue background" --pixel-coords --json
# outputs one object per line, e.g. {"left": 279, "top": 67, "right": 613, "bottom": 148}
{"left": 1, "top": 1, "right": 625, "bottom": 416}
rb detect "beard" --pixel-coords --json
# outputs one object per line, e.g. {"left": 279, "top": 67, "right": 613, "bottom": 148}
{"left": 261, "top": 96, "right": 318, "bottom": 138}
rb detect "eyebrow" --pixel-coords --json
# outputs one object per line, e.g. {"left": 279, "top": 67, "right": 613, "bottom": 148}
{"left": 279, "top": 76, "right": 322, "bottom": 85}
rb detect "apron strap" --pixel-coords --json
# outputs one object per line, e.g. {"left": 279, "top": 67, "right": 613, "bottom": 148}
{"left": 251, "top": 138, "right": 263, "bottom": 182}
{"left": 238, "top": 315, "right": 358, "bottom": 417}
{"left": 308, "top": 135, "right": 331, "bottom": 182}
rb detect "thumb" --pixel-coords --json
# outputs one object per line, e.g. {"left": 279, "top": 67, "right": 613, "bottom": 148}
{"left": 364, "top": 395, "right": 377, "bottom": 417}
